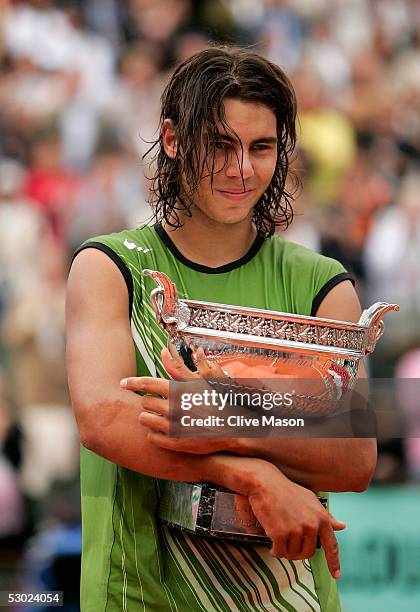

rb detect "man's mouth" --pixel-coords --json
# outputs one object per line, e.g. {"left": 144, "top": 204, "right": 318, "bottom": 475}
{"left": 217, "top": 189, "right": 255, "bottom": 201}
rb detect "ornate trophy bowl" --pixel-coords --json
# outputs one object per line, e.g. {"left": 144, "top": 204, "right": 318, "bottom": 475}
{"left": 144, "top": 269, "right": 399, "bottom": 544}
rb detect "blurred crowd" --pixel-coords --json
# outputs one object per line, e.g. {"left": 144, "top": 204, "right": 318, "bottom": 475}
{"left": 0, "top": 0, "right": 420, "bottom": 602}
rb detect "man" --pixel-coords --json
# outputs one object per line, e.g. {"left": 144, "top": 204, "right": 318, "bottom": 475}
{"left": 66, "top": 47, "right": 376, "bottom": 611}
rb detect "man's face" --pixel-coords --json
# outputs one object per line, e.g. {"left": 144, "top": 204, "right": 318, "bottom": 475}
{"left": 165, "top": 98, "right": 278, "bottom": 227}
{"left": 196, "top": 98, "right": 278, "bottom": 226}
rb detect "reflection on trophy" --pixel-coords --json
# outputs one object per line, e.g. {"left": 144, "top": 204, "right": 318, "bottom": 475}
{"left": 144, "top": 269, "right": 399, "bottom": 545}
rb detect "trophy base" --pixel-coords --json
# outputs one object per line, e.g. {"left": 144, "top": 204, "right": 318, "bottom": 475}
{"left": 159, "top": 481, "right": 270, "bottom": 544}
{"left": 159, "top": 481, "right": 327, "bottom": 545}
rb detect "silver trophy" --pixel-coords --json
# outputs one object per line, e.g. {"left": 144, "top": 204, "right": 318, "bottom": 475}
{"left": 144, "top": 269, "right": 399, "bottom": 544}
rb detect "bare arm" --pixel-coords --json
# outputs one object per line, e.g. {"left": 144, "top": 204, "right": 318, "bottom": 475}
{"left": 66, "top": 248, "right": 345, "bottom": 575}
{"left": 66, "top": 248, "right": 244, "bottom": 484}
{"left": 227, "top": 425, "right": 376, "bottom": 493}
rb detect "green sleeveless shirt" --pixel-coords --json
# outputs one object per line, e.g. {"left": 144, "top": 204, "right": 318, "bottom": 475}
{"left": 74, "top": 223, "right": 352, "bottom": 612}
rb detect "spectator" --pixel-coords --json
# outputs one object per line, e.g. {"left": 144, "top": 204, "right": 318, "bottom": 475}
{"left": 0, "top": 158, "right": 45, "bottom": 320}
{"left": 364, "top": 172, "right": 420, "bottom": 351}
{"left": 23, "top": 127, "right": 80, "bottom": 244}
{"left": 68, "top": 133, "right": 150, "bottom": 250}
{"left": 294, "top": 67, "right": 356, "bottom": 207}
{"left": 102, "top": 42, "right": 162, "bottom": 157}
{"left": 0, "top": 370, "right": 24, "bottom": 539}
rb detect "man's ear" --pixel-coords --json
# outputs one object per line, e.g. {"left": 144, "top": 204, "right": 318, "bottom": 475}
{"left": 162, "top": 119, "right": 177, "bottom": 159}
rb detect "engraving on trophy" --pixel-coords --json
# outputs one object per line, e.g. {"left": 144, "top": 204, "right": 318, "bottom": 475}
{"left": 211, "top": 492, "right": 265, "bottom": 536}
{"left": 188, "top": 307, "right": 373, "bottom": 352}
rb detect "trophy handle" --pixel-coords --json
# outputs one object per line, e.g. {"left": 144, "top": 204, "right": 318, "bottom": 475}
{"left": 143, "top": 269, "right": 190, "bottom": 337}
{"left": 358, "top": 302, "right": 400, "bottom": 351}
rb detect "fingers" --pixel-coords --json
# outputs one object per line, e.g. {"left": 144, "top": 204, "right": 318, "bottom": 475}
{"left": 283, "top": 535, "right": 317, "bottom": 561}
{"left": 162, "top": 344, "right": 231, "bottom": 382}
{"left": 120, "top": 376, "right": 169, "bottom": 397}
{"left": 196, "top": 347, "right": 215, "bottom": 377}
{"left": 267, "top": 511, "right": 344, "bottom": 570}
{"left": 299, "top": 536, "right": 317, "bottom": 560}
{"left": 329, "top": 513, "right": 346, "bottom": 532}
{"left": 161, "top": 347, "right": 200, "bottom": 381}
{"left": 196, "top": 347, "right": 230, "bottom": 380}
{"left": 141, "top": 393, "right": 169, "bottom": 415}
{"left": 284, "top": 527, "right": 318, "bottom": 560}
{"left": 269, "top": 537, "right": 287, "bottom": 559}
{"left": 319, "top": 522, "right": 341, "bottom": 579}
{"left": 286, "top": 532, "right": 303, "bottom": 556}
{"left": 146, "top": 431, "right": 181, "bottom": 451}
{"left": 139, "top": 410, "right": 169, "bottom": 434}
{"left": 270, "top": 512, "right": 343, "bottom": 570}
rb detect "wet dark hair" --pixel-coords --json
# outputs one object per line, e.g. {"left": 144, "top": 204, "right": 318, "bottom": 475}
{"left": 145, "top": 46, "right": 297, "bottom": 238}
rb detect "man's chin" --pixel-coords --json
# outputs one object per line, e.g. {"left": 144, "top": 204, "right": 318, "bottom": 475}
{"left": 190, "top": 200, "right": 257, "bottom": 226}
{"left": 212, "top": 210, "right": 255, "bottom": 226}
{"left": 216, "top": 202, "right": 257, "bottom": 224}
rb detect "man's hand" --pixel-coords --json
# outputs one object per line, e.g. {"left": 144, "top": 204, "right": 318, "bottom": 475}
{"left": 121, "top": 345, "right": 231, "bottom": 453}
{"left": 253, "top": 465, "right": 345, "bottom": 577}
{"left": 227, "top": 457, "right": 345, "bottom": 577}
{"left": 164, "top": 344, "right": 229, "bottom": 381}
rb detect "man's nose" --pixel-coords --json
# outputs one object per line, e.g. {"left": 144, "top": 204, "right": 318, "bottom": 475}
{"left": 225, "top": 150, "right": 254, "bottom": 179}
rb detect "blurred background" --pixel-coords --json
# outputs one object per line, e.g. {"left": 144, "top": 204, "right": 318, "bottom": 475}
{"left": 0, "top": 0, "right": 419, "bottom": 610}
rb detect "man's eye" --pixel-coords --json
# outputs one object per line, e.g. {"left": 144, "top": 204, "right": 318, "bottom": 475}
{"left": 253, "top": 144, "right": 270, "bottom": 152}
{"left": 215, "top": 142, "right": 231, "bottom": 150}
